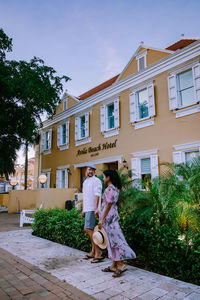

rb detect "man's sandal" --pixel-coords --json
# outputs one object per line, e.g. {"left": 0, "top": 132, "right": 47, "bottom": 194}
{"left": 91, "top": 257, "right": 104, "bottom": 263}
{"left": 83, "top": 254, "right": 94, "bottom": 260}
{"left": 102, "top": 266, "right": 115, "bottom": 272}
{"left": 112, "top": 268, "right": 127, "bottom": 278}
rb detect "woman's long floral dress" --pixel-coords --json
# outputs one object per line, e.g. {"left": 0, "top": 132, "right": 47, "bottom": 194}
{"left": 100, "top": 184, "right": 136, "bottom": 261}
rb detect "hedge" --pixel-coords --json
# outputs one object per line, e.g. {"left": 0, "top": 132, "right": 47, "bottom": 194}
{"left": 32, "top": 208, "right": 200, "bottom": 285}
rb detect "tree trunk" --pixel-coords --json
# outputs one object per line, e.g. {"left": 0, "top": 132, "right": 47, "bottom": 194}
{"left": 24, "top": 141, "right": 28, "bottom": 190}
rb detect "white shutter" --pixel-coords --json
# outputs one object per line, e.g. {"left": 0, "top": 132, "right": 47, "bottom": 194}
{"left": 168, "top": 75, "right": 178, "bottom": 110}
{"left": 129, "top": 92, "right": 137, "bottom": 123}
{"left": 56, "top": 170, "right": 61, "bottom": 188}
{"left": 85, "top": 112, "right": 89, "bottom": 138}
{"left": 114, "top": 97, "right": 120, "bottom": 128}
{"left": 66, "top": 120, "right": 70, "bottom": 145}
{"left": 75, "top": 117, "right": 79, "bottom": 141}
{"left": 100, "top": 105, "right": 106, "bottom": 132}
{"left": 192, "top": 63, "right": 200, "bottom": 103}
{"left": 57, "top": 126, "right": 61, "bottom": 147}
{"left": 41, "top": 131, "right": 45, "bottom": 152}
{"left": 47, "top": 172, "right": 50, "bottom": 188}
{"left": 148, "top": 84, "right": 156, "bottom": 117}
{"left": 131, "top": 158, "right": 141, "bottom": 188}
{"left": 65, "top": 170, "right": 68, "bottom": 188}
{"left": 150, "top": 155, "right": 159, "bottom": 179}
{"left": 48, "top": 129, "right": 52, "bottom": 150}
{"left": 173, "top": 151, "right": 185, "bottom": 164}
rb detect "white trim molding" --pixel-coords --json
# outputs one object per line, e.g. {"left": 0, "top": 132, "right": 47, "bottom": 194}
{"left": 73, "top": 155, "right": 122, "bottom": 169}
{"left": 170, "top": 59, "right": 199, "bottom": 75}
{"left": 173, "top": 141, "right": 200, "bottom": 151}
{"left": 42, "top": 41, "right": 200, "bottom": 129}
{"left": 42, "top": 168, "right": 51, "bottom": 172}
{"left": 103, "top": 128, "right": 119, "bottom": 138}
{"left": 75, "top": 137, "right": 92, "bottom": 147}
{"left": 57, "top": 164, "right": 70, "bottom": 170}
{"left": 132, "top": 149, "right": 158, "bottom": 158}
{"left": 134, "top": 118, "right": 154, "bottom": 129}
{"left": 174, "top": 104, "right": 200, "bottom": 118}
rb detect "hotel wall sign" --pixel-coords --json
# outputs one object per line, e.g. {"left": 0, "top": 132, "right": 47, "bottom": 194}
{"left": 76, "top": 139, "right": 118, "bottom": 157}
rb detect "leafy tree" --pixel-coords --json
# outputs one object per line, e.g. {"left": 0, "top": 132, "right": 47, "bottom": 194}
{"left": 0, "top": 28, "right": 70, "bottom": 184}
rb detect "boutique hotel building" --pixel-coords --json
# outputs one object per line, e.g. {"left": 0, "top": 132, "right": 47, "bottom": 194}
{"left": 35, "top": 38, "right": 200, "bottom": 190}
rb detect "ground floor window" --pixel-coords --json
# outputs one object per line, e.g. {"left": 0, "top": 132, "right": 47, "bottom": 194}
{"left": 104, "top": 161, "right": 118, "bottom": 170}
{"left": 56, "top": 169, "right": 68, "bottom": 188}
{"left": 185, "top": 150, "right": 200, "bottom": 162}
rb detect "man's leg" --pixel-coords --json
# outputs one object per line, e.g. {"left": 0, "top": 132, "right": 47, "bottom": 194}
{"left": 84, "top": 227, "right": 95, "bottom": 257}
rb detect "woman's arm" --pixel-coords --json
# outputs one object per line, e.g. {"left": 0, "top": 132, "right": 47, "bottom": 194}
{"left": 98, "top": 202, "right": 112, "bottom": 229}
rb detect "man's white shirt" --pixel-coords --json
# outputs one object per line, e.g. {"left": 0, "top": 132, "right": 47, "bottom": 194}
{"left": 83, "top": 176, "right": 102, "bottom": 212}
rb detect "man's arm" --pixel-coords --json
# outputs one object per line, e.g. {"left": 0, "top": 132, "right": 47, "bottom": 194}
{"left": 94, "top": 179, "right": 102, "bottom": 218}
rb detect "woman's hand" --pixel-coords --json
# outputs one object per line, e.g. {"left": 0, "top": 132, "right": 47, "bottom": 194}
{"left": 98, "top": 220, "right": 103, "bottom": 229}
{"left": 81, "top": 212, "right": 85, "bottom": 218}
{"left": 95, "top": 210, "right": 99, "bottom": 218}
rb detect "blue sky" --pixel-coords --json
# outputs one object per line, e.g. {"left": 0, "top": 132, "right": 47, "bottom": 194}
{"left": 1, "top": 0, "right": 200, "bottom": 163}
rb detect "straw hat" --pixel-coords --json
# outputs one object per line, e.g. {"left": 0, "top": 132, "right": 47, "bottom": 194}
{"left": 93, "top": 226, "right": 108, "bottom": 249}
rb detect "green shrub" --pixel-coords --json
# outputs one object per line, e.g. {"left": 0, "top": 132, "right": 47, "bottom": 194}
{"left": 32, "top": 208, "right": 91, "bottom": 252}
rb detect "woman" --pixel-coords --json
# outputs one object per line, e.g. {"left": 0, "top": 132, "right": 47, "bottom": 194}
{"left": 98, "top": 170, "right": 136, "bottom": 277}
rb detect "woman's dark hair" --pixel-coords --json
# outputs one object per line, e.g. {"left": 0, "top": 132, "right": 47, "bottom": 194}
{"left": 103, "top": 170, "right": 122, "bottom": 190}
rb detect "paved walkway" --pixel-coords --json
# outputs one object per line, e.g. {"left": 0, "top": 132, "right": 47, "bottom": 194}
{"left": 0, "top": 226, "right": 199, "bottom": 300}
{"left": 0, "top": 248, "right": 95, "bottom": 300}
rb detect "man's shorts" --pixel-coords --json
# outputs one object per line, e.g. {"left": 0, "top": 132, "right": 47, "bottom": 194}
{"left": 84, "top": 211, "right": 96, "bottom": 229}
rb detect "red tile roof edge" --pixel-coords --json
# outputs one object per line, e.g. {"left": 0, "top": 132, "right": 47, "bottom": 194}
{"left": 166, "top": 39, "right": 197, "bottom": 51}
{"left": 78, "top": 74, "right": 119, "bottom": 100}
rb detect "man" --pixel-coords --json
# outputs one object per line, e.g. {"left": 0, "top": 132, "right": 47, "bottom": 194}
{"left": 82, "top": 163, "right": 103, "bottom": 263}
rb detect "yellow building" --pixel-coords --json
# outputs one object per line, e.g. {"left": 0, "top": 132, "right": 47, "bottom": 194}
{"left": 35, "top": 38, "right": 200, "bottom": 190}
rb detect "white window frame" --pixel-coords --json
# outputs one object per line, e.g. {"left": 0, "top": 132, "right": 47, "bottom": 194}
{"left": 168, "top": 61, "right": 200, "bottom": 118}
{"left": 56, "top": 165, "right": 69, "bottom": 188}
{"left": 57, "top": 120, "right": 70, "bottom": 151}
{"left": 75, "top": 110, "right": 91, "bottom": 146}
{"left": 100, "top": 97, "right": 120, "bottom": 138}
{"left": 136, "top": 49, "right": 147, "bottom": 72}
{"left": 129, "top": 81, "right": 155, "bottom": 129}
{"left": 41, "top": 129, "right": 52, "bottom": 155}
{"left": 173, "top": 141, "right": 200, "bottom": 164}
{"left": 131, "top": 149, "right": 159, "bottom": 188}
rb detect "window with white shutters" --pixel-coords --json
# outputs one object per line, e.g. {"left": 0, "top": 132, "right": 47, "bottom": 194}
{"left": 57, "top": 120, "right": 70, "bottom": 150}
{"left": 130, "top": 83, "right": 155, "bottom": 126}
{"left": 56, "top": 169, "right": 68, "bottom": 188}
{"left": 41, "top": 129, "right": 52, "bottom": 153}
{"left": 100, "top": 97, "right": 119, "bottom": 135}
{"left": 75, "top": 112, "right": 90, "bottom": 145}
{"left": 192, "top": 63, "right": 200, "bottom": 103}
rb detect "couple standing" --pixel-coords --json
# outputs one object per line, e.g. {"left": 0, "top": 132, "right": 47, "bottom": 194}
{"left": 82, "top": 163, "right": 136, "bottom": 278}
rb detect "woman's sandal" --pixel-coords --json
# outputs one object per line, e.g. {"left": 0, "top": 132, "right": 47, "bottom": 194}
{"left": 91, "top": 257, "right": 104, "bottom": 263}
{"left": 102, "top": 266, "right": 115, "bottom": 272}
{"left": 112, "top": 268, "right": 127, "bottom": 278}
{"left": 83, "top": 254, "right": 94, "bottom": 260}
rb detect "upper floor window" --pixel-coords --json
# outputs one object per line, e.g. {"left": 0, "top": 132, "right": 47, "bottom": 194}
{"left": 168, "top": 63, "right": 200, "bottom": 114}
{"left": 41, "top": 129, "right": 52, "bottom": 153}
{"left": 75, "top": 112, "right": 91, "bottom": 146}
{"left": 137, "top": 88, "right": 149, "bottom": 119}
{"left": 57, "top": 120, "right": 69, "bottom": 150}
{"left": 80, "top": 115, "right": 86, "bottom": 138}
{"left": 129, "top": 83, "right": 155, "bottom": 129}
{"left": 136, "top": 50, "right": 147, "bottom": 72}
{"left": 107, "top": 103, "right": 115, "bottom": 130}
{"left": 177, "top": 70, "right": 195, "bottom": 107}
{"left": 100, "top": 97, "right": 119, "bottom": 138}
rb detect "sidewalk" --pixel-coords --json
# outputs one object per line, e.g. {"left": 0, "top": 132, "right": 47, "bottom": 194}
{"left": 0, "top": 227, "right": 199, "bottom": 300}
{"left": 0, "top": 248, "right": 95, "bottom": 300}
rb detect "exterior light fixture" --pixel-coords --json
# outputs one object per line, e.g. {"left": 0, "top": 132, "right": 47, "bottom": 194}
{"left": 123, "top": 159, "right": 128, "bottom": 169}
{"left": 10, "top": 178, "right": 18, "bottom": 190}
{"left": 38, "top": 174, "right": 47, "bottom": 188}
